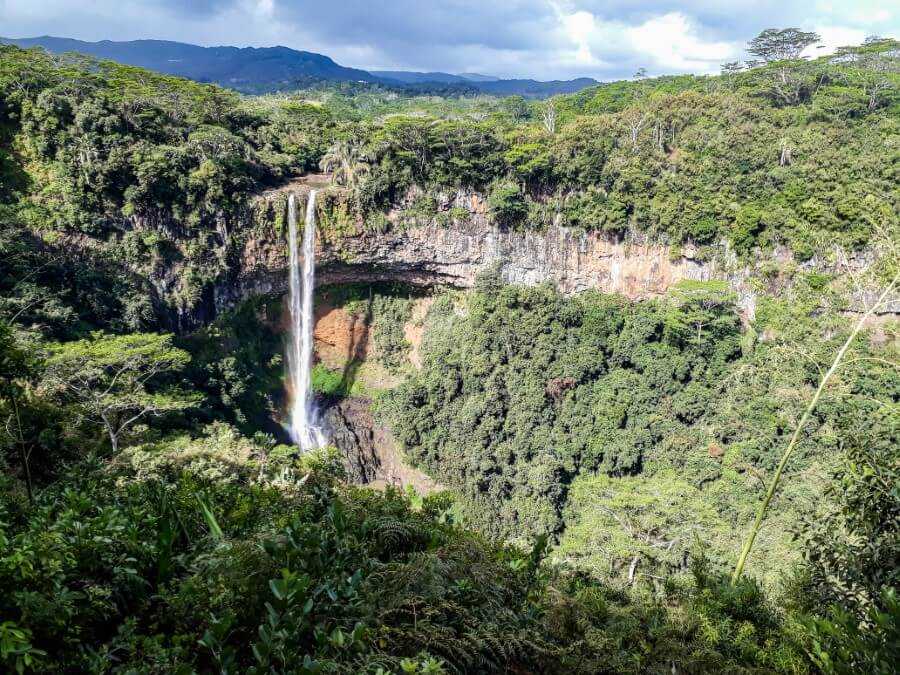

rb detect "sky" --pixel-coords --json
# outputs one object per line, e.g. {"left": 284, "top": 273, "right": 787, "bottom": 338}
{"left": 1, "top": 0, "right": 897, "bottom": 80}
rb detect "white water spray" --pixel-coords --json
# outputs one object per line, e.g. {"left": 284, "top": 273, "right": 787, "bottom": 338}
{"left": 286, "top": 190, "right": 327, "bottom": 451}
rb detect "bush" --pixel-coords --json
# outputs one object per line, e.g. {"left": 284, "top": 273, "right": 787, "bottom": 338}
{"left": 487, "top": 180, "right": 528, "bottom": 228}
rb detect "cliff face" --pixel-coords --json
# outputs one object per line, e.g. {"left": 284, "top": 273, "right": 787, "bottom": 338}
{"left": 211, "top": 183, "right": 895, "bottom": 323}
{"left": 323, "top": 397, "right": 441, "bottom": 493}
{"left": 218, "top": 185, "right": 754, "bottom": 316}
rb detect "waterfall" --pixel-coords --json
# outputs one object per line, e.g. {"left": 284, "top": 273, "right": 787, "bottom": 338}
{"left": 286, "top": 190, "right": 327, "bottom": 451}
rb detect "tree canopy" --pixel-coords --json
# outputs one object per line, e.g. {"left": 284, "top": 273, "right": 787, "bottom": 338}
{"left": 42, "top": 332, "right": 196, "bottom": 451}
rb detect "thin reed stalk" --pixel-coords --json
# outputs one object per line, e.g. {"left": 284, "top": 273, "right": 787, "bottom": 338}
{"left": 732, "top": 272, "right": 898, "bottom": 582}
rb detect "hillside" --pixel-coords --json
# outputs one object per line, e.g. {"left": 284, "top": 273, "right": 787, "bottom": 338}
{"left": 0, "top": 36, "right": 379, "bottom": 90}
{"left": 0, "top": 36, "right": 599, "bottom": 97}
{"left": 1, "top": 34, "right": 899, "bottom": 673}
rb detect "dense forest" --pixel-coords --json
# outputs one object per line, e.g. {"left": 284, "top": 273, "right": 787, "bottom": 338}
{"left": 1, "top": 30, "right": 899, "bottom": 673}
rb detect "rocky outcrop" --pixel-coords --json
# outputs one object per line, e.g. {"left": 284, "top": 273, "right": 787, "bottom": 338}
{"left": 219, "top": 185, "right": 719, "bottom": 309}
{"left": 323, "top": 398, "right": 380, "bottom": 484}
{"left": 322, "top": 397, "right": 440, "bottom": 493}
{"left": 216, "top": 183, "right": 899, "bottom": 321}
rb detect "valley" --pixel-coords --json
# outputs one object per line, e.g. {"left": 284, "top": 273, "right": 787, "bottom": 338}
{"left": 0, "top": 28, "right": 898, "bottom": 674}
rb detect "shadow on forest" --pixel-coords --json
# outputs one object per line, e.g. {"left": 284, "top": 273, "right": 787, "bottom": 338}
{"left": 337, "top": 289, "right": 373, "bottom": 397}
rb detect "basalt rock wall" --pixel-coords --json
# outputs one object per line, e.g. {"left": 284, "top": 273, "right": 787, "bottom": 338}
{"left": 218, "top": 184, "right": 752, "bottom": 315}
{"left": 181, "top": 181, "right": 893, "bottom": 323}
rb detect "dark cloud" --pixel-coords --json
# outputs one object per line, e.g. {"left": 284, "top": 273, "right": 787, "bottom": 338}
{"left": 1, "top": 0, "right": 896, "bottom": 80}
{"left": 277, "top": 1, "right": 557, "bottom": 49}
{"left": 155, "top": 0, "right": 241, "bottom": 18}
{"left": 266, "top": 0, "right": 568, "bottom": 75}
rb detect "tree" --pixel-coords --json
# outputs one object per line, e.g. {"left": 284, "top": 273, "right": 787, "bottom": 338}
{"left": 0, "top": 321, "right": 38, "bottom": 502}
{"left": 622, "top": 68, "right": 652, "bottom": 150}
{"left": 746, "top": 28, "right": 822, "bottom": 105}
{"left": 319, "top": 137, "right": 371, "bottom": 191}
{"left": 834, "top": 37, "right": 900, "bottom": 111}
{"left": 541, "top": 98, "right": 557, "bottom": 134}
{"left": 373, "top": 117, "right": 434, "bottom": 182}
{"left": 42, "top": 332, "right": 197, "bottom": 452}
{"left": 664, "top": 280, "right": 740, "bottom": 360}
{"left": 487, "top": 180, "right": 528, "bottom": 228}
{"left": 501, "top": 95, "right": 529, "bottom": 122}
{"left": 720, "top": 61, "right": 744, "bottom": 91}
{"left": 748, "top": 28, "right": 821, "bottom": 62}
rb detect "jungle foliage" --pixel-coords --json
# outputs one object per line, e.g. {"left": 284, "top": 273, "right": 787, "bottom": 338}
{"left": 380, "top": 273, "right": 899, "bottom": 672}
{"left": 1, "top": 31, "right": 899, "bottom": 674}
{"left": 0, "top": 423, "right": 821, "bottom": 674}
{"left": 2, "top": 37, "right": 898, "bottom": 265}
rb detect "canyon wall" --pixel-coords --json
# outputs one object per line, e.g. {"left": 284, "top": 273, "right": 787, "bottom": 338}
{"left": 217, "top": 183, "right": 897, "bottom": 322}
{"left": 219, "top": 185, "right": 748, "bottom": 315}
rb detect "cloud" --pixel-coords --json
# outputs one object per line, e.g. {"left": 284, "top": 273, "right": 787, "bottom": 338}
{"left": 154, "top": 0, "right": 241, "bottom": 17}
{"left": 625, "top": 12, "right": 737, "bottom": 73}
{"left": 545, "top": 6, "right": 739, "bottom": 77}
{"left": 807, "top": 25, "right": 869, "bottom": 56}
{"left": 1, "top": 0, "right": 897, "bottom": 80}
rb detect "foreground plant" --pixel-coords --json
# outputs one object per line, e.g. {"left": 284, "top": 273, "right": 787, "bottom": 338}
{"left": 733, "top": 271, "right": 899, "bottom": 582}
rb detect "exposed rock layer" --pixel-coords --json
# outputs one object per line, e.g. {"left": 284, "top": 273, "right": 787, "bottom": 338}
{"left": 323, "top": 397, "right": 440, "bottom": 493}
{"left": 217, "top": 184, "right": 898, "bottom": 321}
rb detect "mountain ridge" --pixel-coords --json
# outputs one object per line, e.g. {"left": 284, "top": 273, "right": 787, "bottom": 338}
{"left": 1, "top": 35, "right": 598, "bottom": 97}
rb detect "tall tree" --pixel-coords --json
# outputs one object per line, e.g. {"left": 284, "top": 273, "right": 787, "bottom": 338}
{"left": 42, "top": 332, "right": 197, "bottom": 452}
{"left": 541, "top": 98, "right": 557, "bottom": 134}
{"left": 622, "top": 67, "right": 652, "bottom": 150}
{"left": 747, "top": 27, "right": 822, "bottom": 105}
{"left": 0, "top": 321, "right": 38, "bottom": 502}
{"left": 748, "top": 28, "right": 821, "bottom": 62}
{"left": 834, "top": 37, "right": 900, "bottom": 111}
{"left": 319, "top": 137, "right": 371, "bottom": 190}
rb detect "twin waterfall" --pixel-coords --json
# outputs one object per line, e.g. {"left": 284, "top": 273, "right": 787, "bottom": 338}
{"left": 286, "top": 190, "right": 327, "bottom": 451}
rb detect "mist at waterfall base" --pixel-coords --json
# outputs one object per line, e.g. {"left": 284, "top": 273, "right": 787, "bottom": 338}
{"left": 285, "top": 190, "right": 327, "bottom": 451}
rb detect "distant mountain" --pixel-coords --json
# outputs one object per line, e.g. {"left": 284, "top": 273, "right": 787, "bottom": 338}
{"left": 469, "top": 77, "right": 599, "bottom": 96}
{"left": 372, "top": 70, "right": 596, "bottom": 96}
{"left": 372, "top": 70, "right": 471, "bottom": 84}
{"left": 456, "top": 73, "right": 501, "bottom": 82}
{"left": 2, "top": 36, "right": 598, "bottom": 98}
{"left": 0, "top": 36, "right": 379, "bottom": 93}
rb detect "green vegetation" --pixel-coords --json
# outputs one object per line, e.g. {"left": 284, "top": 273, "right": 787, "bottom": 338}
{"left": 2, "top": 37, "right": 897, "bottom": 294}
{"left": 383, "top": 279, "right": 745, "bottom": 542}
{"left": 181, "top": 297, "right": 285, "bottom": 430}
{"left": 380, "top": 271, "right": 898, "bottom": 670}
{"left": 1, "top": 30, "right": 898, "bottom": 673}
{"left": 318, "top": 282, "right": 420, "bottom": 375}
{"left": 0, "top": 422, "right": 822, "bottom": 674}
{"left": 42, "top": 332, "right": 197, "bottom": 452}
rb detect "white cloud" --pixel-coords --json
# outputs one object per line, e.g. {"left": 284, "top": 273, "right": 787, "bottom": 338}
{"left": 251, "top": 0, "right": 275, "bottom": 18}
{"left": 561, "top": 10, "right": 599, "bottom": 64}
{"left": 805, "top": 25, "right": 869, "bottom": 57}
{"left": 544, "top": 7, "right": 740, "bottom": 78}
{"left": 625, "top": 12, "right": 738, "bottom": 73}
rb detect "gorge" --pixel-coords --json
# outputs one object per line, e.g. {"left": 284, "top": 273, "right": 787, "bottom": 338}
{"left": 1, "top": 33, "right": 897, "bottom": 674}
{"left": 204, "top": 183, "right": 900, "bottom": 327}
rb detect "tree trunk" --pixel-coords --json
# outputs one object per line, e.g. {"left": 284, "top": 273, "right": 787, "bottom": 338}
{"left": 12, "top": 396, "right": 33, "bottom": 504}
{"left": 101, "top": 412, "right": 119, "bottom": 453}
{"left": 18, "top": 447, "right": 33, "bottom": 504}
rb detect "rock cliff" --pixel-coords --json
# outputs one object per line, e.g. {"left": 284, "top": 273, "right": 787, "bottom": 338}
{"left": 219, "top": 185, "right": 729, "bottom": 313}
{"left": 216, "top": 183, "right": 897, "bottom": 322}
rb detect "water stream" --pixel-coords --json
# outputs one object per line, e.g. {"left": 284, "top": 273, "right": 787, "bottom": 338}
{"left": 286, "top": 190, "right": 327, "bottom": 451}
